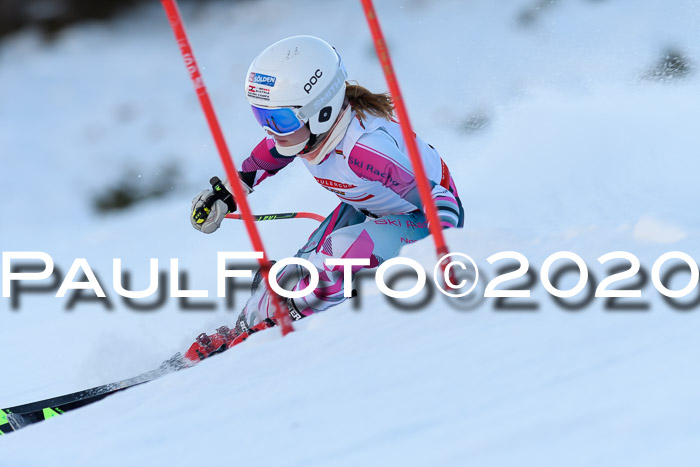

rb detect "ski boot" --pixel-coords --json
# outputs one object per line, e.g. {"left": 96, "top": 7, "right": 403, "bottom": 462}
{"left": 183, "top": 319, "right": 276, "bottom": 364}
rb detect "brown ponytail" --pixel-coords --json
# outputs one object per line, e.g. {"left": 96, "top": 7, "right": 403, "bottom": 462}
{"left": 345, "top": 82, "right": 394, "bottom": 121}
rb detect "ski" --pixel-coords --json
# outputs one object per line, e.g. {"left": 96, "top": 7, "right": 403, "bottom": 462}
{"left": 0, "top": 356, "right": 184, "bottom": 435}
{"left": 0, "top": 319, "right": 275, "bottom": 435}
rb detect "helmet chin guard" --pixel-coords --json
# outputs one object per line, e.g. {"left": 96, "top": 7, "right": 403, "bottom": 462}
{"left": 245, "top": 35, "right": 348, "bottom": 136}
{"left": 275, "top": 137, "right": 309, "bottom": 157}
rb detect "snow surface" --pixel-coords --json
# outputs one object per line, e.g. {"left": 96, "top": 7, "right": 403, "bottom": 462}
{"left": 1, "top": 0, "right": 700, "bottom": 465}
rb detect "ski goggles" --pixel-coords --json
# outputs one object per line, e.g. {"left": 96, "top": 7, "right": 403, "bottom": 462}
{"left": 249, "top": 65, "right": 348, "bottom": 135}
{"left": 250, "top": 105, "right": 304, "bottom": 136}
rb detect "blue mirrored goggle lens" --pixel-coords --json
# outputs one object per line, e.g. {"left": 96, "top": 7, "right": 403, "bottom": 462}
{"left": 250, "top": 106, "right": 303, "bottom": 135}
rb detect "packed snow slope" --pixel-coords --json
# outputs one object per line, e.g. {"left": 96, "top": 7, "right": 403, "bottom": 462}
{"left": 1, "top": 0, "right": 700, "bottom": 465}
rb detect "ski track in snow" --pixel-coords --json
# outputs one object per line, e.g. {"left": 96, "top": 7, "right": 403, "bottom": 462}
{"left": 1, "top": 0, "right": 700, "bottom": 465}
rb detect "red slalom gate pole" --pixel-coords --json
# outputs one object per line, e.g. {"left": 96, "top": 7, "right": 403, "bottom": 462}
{"left": 359, "top": 0, "right": 450, "bottom": 262}
{"left": 161, "top": 0, "right": 293, "bottom": 336}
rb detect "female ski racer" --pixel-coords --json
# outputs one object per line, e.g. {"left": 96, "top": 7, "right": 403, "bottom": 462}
{"left": 184, "top": 35, "right": 464, "bottom": 363}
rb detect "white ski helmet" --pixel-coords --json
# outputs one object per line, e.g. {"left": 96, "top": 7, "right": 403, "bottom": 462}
{"left": 245, "top": 35, "right": 348, "bottom": 139}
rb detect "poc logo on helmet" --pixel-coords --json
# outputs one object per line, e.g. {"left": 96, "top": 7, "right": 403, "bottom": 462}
{"left": 304, "top": 69, "right": 323, "bottom": 94}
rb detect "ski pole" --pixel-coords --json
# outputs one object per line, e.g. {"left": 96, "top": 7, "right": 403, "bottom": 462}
{"left": 161, "top": 0, "right": 294, "bottom": 335}
{"left": 195, "top": 176, "right": 325, "bottom": 223}
{"left": 226, "top": 212, "right": 325, "bottom": 223}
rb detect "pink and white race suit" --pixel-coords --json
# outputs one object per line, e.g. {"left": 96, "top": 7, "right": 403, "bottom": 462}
{"left": 235, "top": 113, "right": 464, "bottom": 329}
